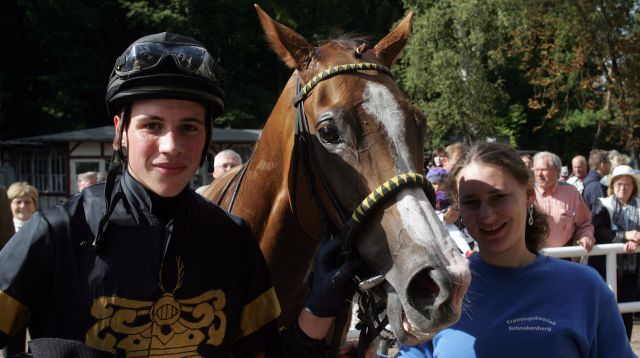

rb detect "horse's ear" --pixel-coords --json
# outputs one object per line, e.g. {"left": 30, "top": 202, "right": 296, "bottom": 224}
{"left": 373, "top": 11, "right": 413, "bottom": 68}
{"left": 254, "top": 4, "right": 312, "bottom": 70}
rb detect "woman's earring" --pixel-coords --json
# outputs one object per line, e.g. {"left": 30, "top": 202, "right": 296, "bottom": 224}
{"left": 528, "top": 205, "right": 534, "bottom": 226}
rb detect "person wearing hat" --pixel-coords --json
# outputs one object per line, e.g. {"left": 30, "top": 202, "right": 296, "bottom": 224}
{"left": 0, "top": 32, "right": 361, "bottom": 356}
{"left": 591, "top": 164, "right": 640, "bottom": 340}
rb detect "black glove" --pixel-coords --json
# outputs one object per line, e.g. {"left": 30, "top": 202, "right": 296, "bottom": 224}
{"left": 305, "top": 236, "right": 365, "bottom": 317}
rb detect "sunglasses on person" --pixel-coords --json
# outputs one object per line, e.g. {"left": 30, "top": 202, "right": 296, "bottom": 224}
{"left": 114, "top": 42, "right": 219, "bottom": 80}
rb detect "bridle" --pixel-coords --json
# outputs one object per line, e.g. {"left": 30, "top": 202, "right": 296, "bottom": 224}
{"left": 291, "top": 62, "right": 436, "bottom": 357}
{"left": 291, "top": 62, "right": 435, "bottom": 253}
{"left": 218, "top": 62, "right": 436, "bottom": 237}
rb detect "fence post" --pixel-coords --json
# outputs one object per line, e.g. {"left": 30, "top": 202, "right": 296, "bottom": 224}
{"left": 606, "top": 252, "right": 617, "bottom": 298}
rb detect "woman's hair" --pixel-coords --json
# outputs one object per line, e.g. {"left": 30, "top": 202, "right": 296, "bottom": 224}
{"left": 610, "top": 153, "right": 630, "bottom": 170}
{"left": 433, "top": 147, "right": 446, "bottom": 157}
{"left": 608, "top": 175, "right": 638, "bottom": 198}
{"left": 446, "top": 142, "right": 549, "bottom": 253}
{"left": 444, "top": 142, "right": 466, "bottom": 163}
{"left": 7, "top": 181, "right": 39, "bottom": 207}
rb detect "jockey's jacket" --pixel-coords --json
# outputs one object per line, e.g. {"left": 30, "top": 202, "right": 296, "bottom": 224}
{"left": 0, "top": 170, "right": 324, "bottom": 357}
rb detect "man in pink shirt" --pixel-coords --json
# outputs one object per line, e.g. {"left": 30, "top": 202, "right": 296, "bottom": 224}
{"left": 532, "top": 151, "right": 595, "bottom": 250}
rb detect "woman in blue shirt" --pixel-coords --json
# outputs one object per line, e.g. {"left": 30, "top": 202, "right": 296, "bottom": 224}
{"left": 398, "top": 142, "right": 634, "bottom": 358}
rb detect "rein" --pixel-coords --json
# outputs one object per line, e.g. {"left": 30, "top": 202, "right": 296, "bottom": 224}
{"left": 292, "top": 62, "right": 436, "bottom": 357}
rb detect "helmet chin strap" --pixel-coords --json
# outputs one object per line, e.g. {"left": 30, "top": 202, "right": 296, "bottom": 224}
{"left": 85, "top": 105, "right": 131, "bottom": 253}
{"left": 116, "top": 108, "right": 128, "bottom": 166}
{"left": 200, "top": 108, "right": 213, "bottom": 167}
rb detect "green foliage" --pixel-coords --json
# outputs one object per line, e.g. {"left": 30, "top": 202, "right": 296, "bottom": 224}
{"left": 398, "top": 0, "right": 640, "bottom": 156}
{"left": 119, "top": 0, "right": 190, "bottom": 29}
{"left": 496, "top": 0, "right": 640, "bottom": 152}
{"left": 399, "top": 0, "right": 510, "bottom": 147}
{"left": 561, "top": 109, "right": 607, "bottom": 131}
{"left": 495, "top": 104, "right": 527, "bottom": 147}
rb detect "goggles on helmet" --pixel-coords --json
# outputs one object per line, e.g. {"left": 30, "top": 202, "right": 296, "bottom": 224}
{"left": 114, "top": 42, "right": 219, "bottom": 80}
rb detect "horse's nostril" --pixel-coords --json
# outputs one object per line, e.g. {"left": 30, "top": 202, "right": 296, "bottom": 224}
{"left": 406, "top": 268, "right": 440, "bottom": 311}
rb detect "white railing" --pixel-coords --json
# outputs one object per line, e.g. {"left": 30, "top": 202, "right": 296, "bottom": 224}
{"left": 542, "top": 243, "right": 640, "bottom": 314}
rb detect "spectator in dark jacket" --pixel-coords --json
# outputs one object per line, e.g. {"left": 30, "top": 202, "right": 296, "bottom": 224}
{"left": 583, "top": 149, "right": 611, "bottom": 212}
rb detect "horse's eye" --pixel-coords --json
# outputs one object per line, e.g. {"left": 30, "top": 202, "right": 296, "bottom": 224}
{"left": 317, "top": 121, "right": 340, "bottom": 143}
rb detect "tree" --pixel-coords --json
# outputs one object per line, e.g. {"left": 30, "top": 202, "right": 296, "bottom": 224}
{"left": 398, "top": 0, "right": 640, "bottom": 160}
{"left": 398, "top": 0, "right": 519, "bottom": 148}
{"left": 503, "top": 0, "right": 640, "bottom": 155}
{"left": 1, "top": 0, "right": 126, "bottom": 138}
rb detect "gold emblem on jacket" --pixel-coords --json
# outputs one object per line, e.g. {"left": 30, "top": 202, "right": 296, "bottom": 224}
{"left": 85, "top": 257, "right": 226, "bottom": 356}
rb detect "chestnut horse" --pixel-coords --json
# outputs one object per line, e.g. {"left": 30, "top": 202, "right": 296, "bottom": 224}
{"left": 204, "top": 5, "right": 471, "bottom": 346}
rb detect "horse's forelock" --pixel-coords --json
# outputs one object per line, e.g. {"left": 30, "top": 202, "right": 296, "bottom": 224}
{"left": 312, "top": 34, "right": 373, "bottom": 62}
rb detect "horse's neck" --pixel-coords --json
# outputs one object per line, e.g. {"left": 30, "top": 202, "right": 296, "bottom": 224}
{"left": 224, "top": 79, "right": 323, "bottom": 326}
{"left": 230, "top": 79, "right": 301, "bottom": 238}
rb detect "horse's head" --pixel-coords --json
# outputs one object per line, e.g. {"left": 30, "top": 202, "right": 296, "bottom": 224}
{"left": 255, "top": 5, "right": 471, "bottom": 345}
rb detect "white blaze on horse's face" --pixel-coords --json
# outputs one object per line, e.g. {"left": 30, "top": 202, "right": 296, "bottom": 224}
{"left": 362, "top": 82, "right": 437, "bottom": 242}
{"left": 362, "top": 82, "right": 412, "bottom": 171}
{"left": 362, "top": 81, "right": 471, "bottom": 344}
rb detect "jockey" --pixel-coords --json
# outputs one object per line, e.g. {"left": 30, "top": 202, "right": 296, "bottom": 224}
{"left": 0, "top": 32, "right": 361, "bottom": 357}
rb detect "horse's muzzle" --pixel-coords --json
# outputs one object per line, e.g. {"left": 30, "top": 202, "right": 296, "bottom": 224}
{"left": 386, "top": 262, "right": 468, "bottom": 345}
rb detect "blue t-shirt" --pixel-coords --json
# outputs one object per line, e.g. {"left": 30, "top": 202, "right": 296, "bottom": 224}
{"left": 397, "top": 255, "right": 635, "bottom": 358}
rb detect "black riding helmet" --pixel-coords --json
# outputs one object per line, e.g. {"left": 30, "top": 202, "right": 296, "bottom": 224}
{"left": 106, "top": 32, "right": 225, "bottom": 166}
{"left": 91, "top": 32, "right": 225, "bottom": 252}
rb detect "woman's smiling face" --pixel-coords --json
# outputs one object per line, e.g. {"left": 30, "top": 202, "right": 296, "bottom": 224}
{"left": 612, "top": 175, "right": 635, "bottom": 204}
{"left": 457, "top": 162, "right": 534, "bottom": 264}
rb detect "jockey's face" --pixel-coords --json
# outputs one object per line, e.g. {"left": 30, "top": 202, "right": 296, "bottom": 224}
{"left": 115, "top": 99, "right": 206, "bottom": 197}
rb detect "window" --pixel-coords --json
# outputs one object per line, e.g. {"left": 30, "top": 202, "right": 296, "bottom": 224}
{"left": 15, "top": 149, "right": 67, "bottom": 194}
